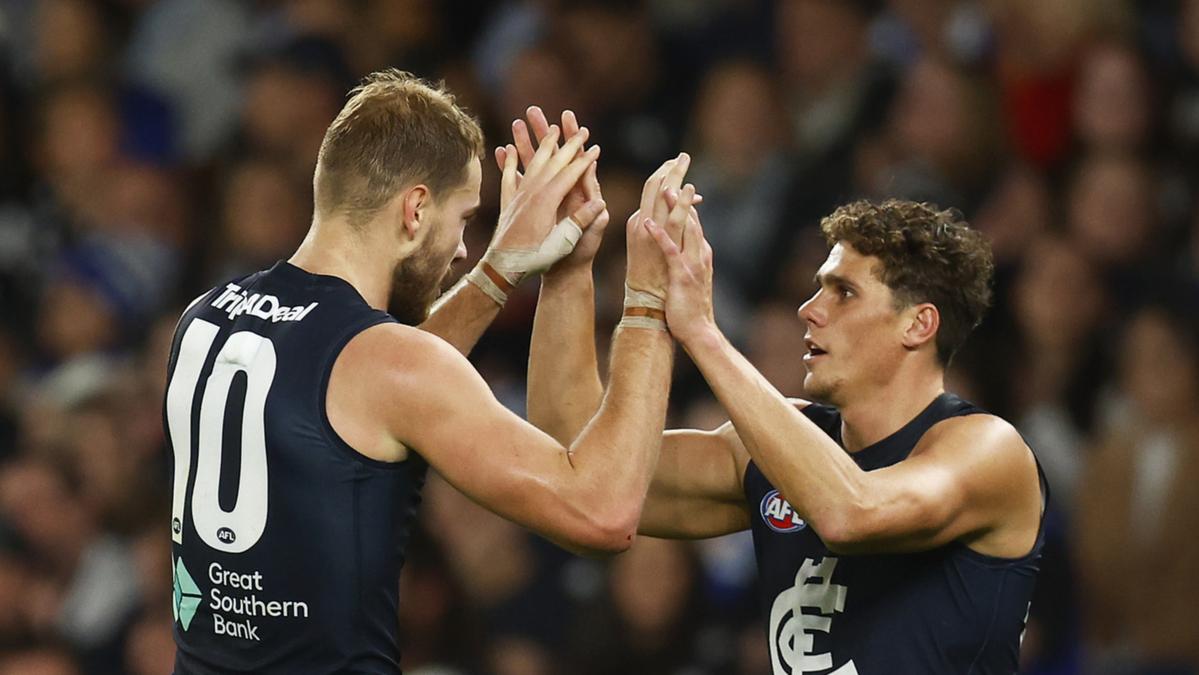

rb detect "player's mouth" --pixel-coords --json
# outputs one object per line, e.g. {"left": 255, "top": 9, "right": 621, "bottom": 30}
{"left": 803, "top": 337, "right": 827, "bottom": 364}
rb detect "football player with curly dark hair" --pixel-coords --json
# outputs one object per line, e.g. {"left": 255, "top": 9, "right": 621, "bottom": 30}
{"left": 530, "top": 190, "right": 1046, "bottom": 674}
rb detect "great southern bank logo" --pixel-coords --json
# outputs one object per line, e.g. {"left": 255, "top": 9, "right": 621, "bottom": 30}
{"left": 760, "top": 489, "right": 807, "bottom": 533}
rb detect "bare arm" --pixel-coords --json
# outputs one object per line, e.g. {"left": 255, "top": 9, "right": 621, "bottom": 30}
{"left": 339, "top": 322, "right": 672, "bottom": 556}
{"left": 639, "top": 423, "right": 752, "bottom": 538}
{"left": 679, "top": 329, "right": 1037, "bottom": 554}
{"left": 519, "top": 136, "right": 753, "bottom": 540}
{"left": 418, "top": 275, "right": 503, "bottom": 355}
{"left": 529, "top": 258, "right": 751, "bottom": 542}
{"left": 529, "top": 292, "right": 755, "bottom": 541}
{"left": 522, "top": 109, "right": 606, "bottom": 443}
{"left": 523, "top": 108, "right": 691, "bottom": 444}
{"left": 528, "top": 269, "right": 603, "bottom": 443}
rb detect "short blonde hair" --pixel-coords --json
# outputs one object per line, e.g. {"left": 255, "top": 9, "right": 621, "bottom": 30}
{"left": 314, "top": 69, "right": 484, "bottom": 226}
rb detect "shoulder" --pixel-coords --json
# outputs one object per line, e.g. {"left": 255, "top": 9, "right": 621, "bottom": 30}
{"left": 329, "top": 322, "right": 491, "bottom": 442}
{"left": 920, "top": 413, "right": 1027, "bottom": 455}
{"left": 338, "top": 322, "right": 475, "bottom": 385}
{"left": 916, "top": 413, "right": 1038, "bottom": 497}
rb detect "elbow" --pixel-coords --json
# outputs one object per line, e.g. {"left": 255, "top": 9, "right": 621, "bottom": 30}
{"left": 815, "top": 518, "right": 856, "bottom": 555}
{"left": 573, "top": 509, "right": 639, "bottom": 558}
{"left": 814, "top": 503, "right": 872, "bottom": 555}
{"left": 592, "top": 514, "right": 639, "bottom": 557}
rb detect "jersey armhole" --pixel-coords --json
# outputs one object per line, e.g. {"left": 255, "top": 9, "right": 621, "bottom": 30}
{"left": 952, "top": 413, "right": 1051, "bottom": 566}
{"left": 316, "top": 314, "right": 413, "bottom": 471}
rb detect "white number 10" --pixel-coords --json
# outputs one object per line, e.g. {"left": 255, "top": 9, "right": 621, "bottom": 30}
{"left": 166, "top": 318, "right": 275, "bottom": 553}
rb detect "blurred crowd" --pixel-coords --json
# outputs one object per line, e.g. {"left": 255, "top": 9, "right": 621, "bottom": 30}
{"left": 0, "top": 0, "right": 1197, "bottom": 674}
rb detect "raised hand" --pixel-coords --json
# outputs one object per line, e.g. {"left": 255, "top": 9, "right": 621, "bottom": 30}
{"left": 625, "top": 154, "right": 693, "bottom": 299}
{"left": 496, "top": 107, "right": 608, "bottom": 275}
{"left": 643, "top": 185, "right": 715, "bottom": 344}
{"left": 481, "top": 119, "right": 602, "bottom": 291}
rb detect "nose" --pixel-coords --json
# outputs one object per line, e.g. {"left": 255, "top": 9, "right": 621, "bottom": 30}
{"left": 798, "top": 291, "right": 823, "bottom": 326}
{"left": 455, "top": 239, "right": 467, "bottom": 262}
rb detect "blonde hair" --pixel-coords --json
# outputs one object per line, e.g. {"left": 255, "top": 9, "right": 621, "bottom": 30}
{"left": 314, "top": 69, "right": 484, "bottom": 226}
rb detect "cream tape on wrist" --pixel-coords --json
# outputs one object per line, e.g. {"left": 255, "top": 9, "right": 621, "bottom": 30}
{"left": 465, "top": 262, "right": 512, "bottom": 306}
{"left": 484, "top": 216, "right": 584, "bottom": 285}
{"left": 619, "top": 284, "right": 667, "bottom": 331}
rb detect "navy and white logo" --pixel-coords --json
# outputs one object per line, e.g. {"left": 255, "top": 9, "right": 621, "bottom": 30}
{"left": 760, "top": 489, "right": 807, "bottom": 533}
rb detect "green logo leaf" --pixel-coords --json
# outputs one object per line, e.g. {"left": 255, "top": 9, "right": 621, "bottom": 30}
{"left": 173, "top": 557, "right": 202, "bottom": 631}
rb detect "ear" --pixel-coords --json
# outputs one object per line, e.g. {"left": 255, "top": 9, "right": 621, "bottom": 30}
{"left": 399, "top": 184, "right": 432, "bottom": 241}
{"left": 902, "top": 303, "right": 940, "bottom": 351}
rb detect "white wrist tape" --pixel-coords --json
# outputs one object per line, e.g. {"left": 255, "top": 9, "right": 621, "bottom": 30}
{"left": 466, "top": 216, "right": 585, "bottom": 305}
{"left": 465, "top": 262, "right": 512, "bottom": 306}
{"left": 619, "top": 284, "right": 667, "bottom": 331}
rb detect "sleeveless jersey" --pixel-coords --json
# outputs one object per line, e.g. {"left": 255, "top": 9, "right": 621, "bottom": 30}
{"left": 164, "top": 262, "right": 428, "bottom": 674}
{"left": 744, "top": 393, "right": 1046, "bottom": 675}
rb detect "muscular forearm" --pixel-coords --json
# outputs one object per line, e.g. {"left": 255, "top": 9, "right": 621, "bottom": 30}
{"left": 567, "top": 325, "right": 673, "bottom": 543}
{"left": 682, "top": 325, "right": 865, "bottom": 534}
{"left": 528, "top": 268, "right": 603, "bottom": 444}
{"left": 420, "top": 271, "right": 502, "bottom": 355}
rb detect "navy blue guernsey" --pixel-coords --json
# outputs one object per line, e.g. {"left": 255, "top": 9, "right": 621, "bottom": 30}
{"left": 164, "top": 262, "right": 427, "bottom": 674}
{"left": 744, "top": 393, "right": 1046, "bottom": 675}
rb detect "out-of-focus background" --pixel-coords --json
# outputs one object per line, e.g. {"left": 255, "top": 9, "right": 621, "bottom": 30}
{"left": 0, "top": 0, "right": 1196, "bottom": 673}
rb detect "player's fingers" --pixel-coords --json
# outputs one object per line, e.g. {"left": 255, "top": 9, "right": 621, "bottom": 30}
{"left": 666, "top": 186, "right": 700, "bottom": 211}
{"left": 570, "top": 198, "right": 607, "bottom": 230}
{"left": 501, "top": 143, "right": 519, "bottom": 204}
{"left": 662, "top": 186, "right": 678, "bottom": 211}
{"left": 663, "top": 153, "right": 691, "bottom": 192}
{"left": 547, "top": 144, "right": 600, "bottom": 197}
{"left": 644, "top": 217, "right": 681, "bottom": 259}
{"left": 667, "top": 184, "right": 695, "bottom": 246}
{"left": 581, "top": 160, "right": 601, "bottom": 202}
{"left": 512, "top": 118, "right": 537, "bottom": 169}
{"left": 525, "top": 124, "right": 560, "bottom": 177}
{"left": 562, "top": 110, "right": 581, "bottom": 147}
{"left": 639, "top": 159, "right": 674, "bottom": 220}
{"left": 654, "top": 153, "right": 690, "bottom": 224}
{"left": 638, "top": 174, "right": 664, "bottom": 220}
{"left": 546, "top": 126, "right": 590, "bottom": 175}
{"left": 682, "top": 203, "right": 708, "bottom": 266}
{"left": 527, "top": 106, "right": 551, "bottom": 143}
{"left": 593, "top": 208, "right": 610, "bottom": 233}
{"left": 495, "top": 146, "right": 506, "bottom": 173}
{"left": 654, "top": 184, "right": 673, "bottom": 233}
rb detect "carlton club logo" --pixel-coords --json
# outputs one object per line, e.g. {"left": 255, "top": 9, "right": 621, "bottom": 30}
{"left": 760, "top": 489, "right": 807, "bottom": 533}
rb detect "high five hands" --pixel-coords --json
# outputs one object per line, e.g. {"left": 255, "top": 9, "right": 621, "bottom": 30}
{"left": 468, "top": 107, "right": 606, "bottom": 305}
{"left": 496, "top": 105, "right": 716, "bottom": 341}
{"left": 626, "top": 151, "right": 714, "bottom": 344}
{"left": 493, "top": 107, "right": 609, "bottom": 277}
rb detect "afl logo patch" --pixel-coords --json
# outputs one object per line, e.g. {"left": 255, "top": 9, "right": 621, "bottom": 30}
{"left": 760, "top": 489, "right": 806, "bottom": 533}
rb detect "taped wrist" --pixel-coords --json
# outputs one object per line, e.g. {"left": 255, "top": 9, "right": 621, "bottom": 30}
{"left": 619, "top": 284, "right": 667, "bottom": 331}
{"left": 465, "top": 261, "right": 515, "bottom": 306}
{"left": 466, "top": 216, "right": 586, "bottom": 305}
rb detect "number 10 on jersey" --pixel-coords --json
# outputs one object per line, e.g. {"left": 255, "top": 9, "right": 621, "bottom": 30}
{"left": 166, "top": 318, "right": 276, "bottom": 554}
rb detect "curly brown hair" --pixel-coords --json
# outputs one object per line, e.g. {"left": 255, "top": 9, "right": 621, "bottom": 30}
{"left": 820, "top": 199, "right": 994, "bottom": 366}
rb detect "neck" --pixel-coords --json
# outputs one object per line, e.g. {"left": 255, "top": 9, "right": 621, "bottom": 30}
{"left": 288, "top": 218, "right": 393, "bottom": 312}
{"left": 837, "top": 363, "right": 946, "bottom": 453}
